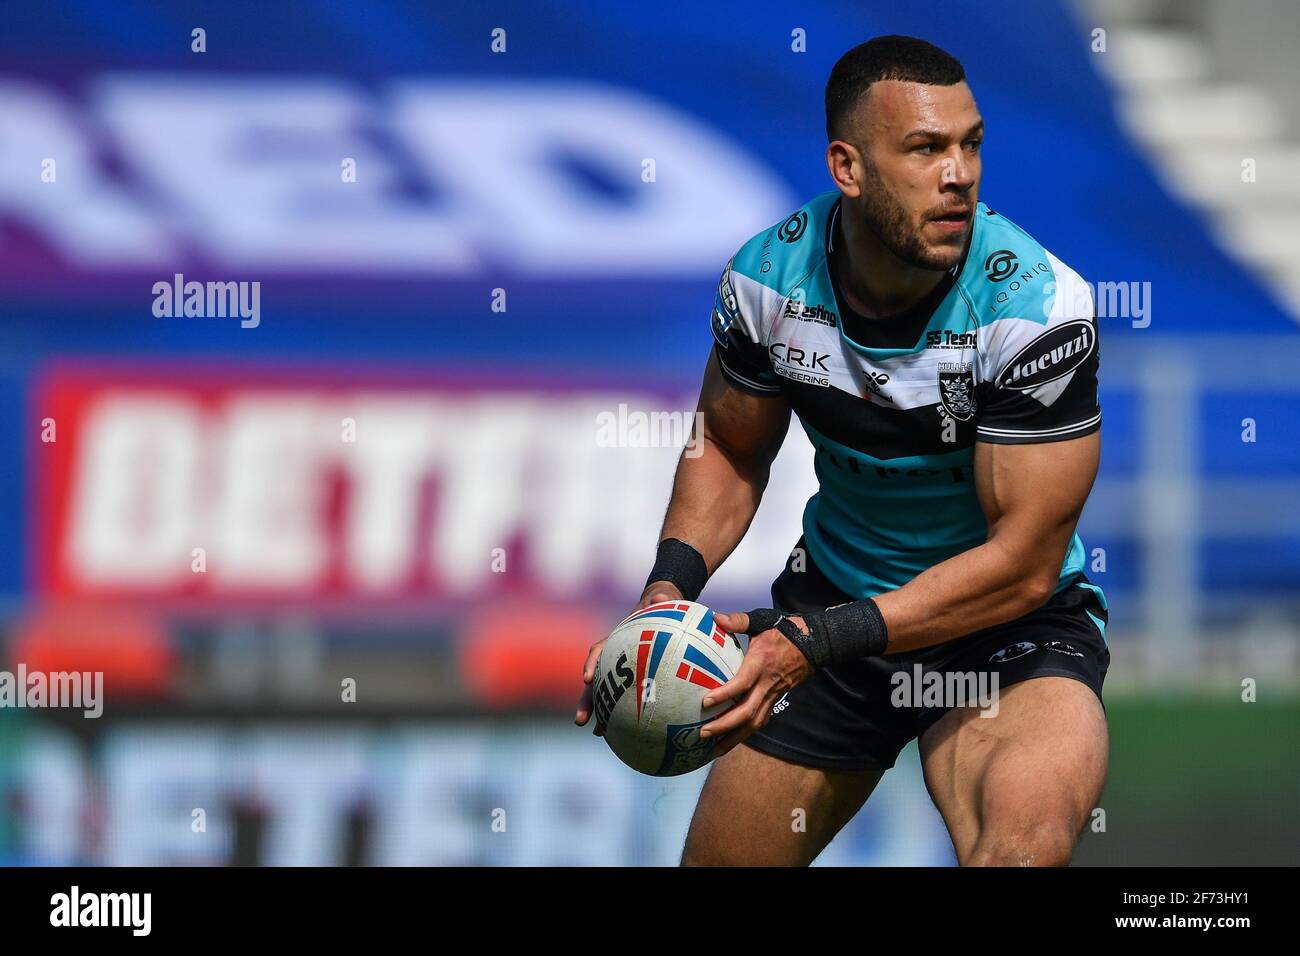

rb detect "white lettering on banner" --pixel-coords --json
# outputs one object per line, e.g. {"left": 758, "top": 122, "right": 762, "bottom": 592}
{"left": 0, "top": 82, "right": 173, "bottom": 266}
{"left": 339, "top": 401, "right": 443, "bottom": 590}
{"left": 99, "top": 730, "right": 226, "bottom": 866}
{"left": 234, "top": 731, "right": 370, "bottom": 867}
{"left": 0, "top": 75, "right": 792, "bottom": 274}
{"left": 57, "top": 388, "right": 817, "bottom": 597}
{"left": 19, "top": 725, "right": 947, "bottom": 866}
{"left": 509, "top": 734, "right": 645, "bottom": 866}
{"left": 371, "top": 733, "right": 495, "bottom": 866}
{"left": 95, "top": 77, "right": 478, "bottom": 273}
{"left": 211, "top": 398, "right": 331, "bottom": 586}
{"left": 67, "top": 397, "right": 201, "bottom": 585}
{"left": 430, "top": 398, "right": 538, "bottom": 593}
{"left": 528, "top": 395, "right": 678, "bottom": 593}
{"left": 390, "top": 82, "right": 792, "bottom": 273}
{"left": 19, "top": 731, "right": 83, "bottom": 862}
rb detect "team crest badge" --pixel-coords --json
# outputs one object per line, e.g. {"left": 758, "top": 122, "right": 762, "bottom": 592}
{"left": 938, "top": 362, "right": 977, "bottom": 421}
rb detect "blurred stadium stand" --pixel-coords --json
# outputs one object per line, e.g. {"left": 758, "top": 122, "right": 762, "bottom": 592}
{"left": 1084, "top": 0, "right": 1300, "bottom": 314}
{"left": 0, "top": 0, "right": 1295, "bottom": 865}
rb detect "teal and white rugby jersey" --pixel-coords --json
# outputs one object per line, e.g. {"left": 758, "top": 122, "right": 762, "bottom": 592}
{"left": 711, "top": 191, "right": 1103, "bottom": 601}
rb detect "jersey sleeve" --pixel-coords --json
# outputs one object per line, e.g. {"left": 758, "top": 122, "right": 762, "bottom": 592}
{"left": 710, "top": 256, "right": 781, "bottom": 396}
{"left": 975, "top": 279, "right": 1101, "bottom": 444}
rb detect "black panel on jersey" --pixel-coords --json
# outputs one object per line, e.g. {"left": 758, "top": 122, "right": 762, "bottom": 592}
{"left": 780, "top": 376, "right": 977, "bottom": 458}
{"left": 711, "top": 323, "right": 780, "bottom": 396}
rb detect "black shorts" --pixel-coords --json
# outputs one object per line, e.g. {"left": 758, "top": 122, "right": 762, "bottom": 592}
{"left": 745, "top": 539, "right": 1110, "bottom": 772}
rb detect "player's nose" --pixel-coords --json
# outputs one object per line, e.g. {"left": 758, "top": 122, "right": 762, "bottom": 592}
{"left": 940, "top": 151, "right": 977, "bottom": 190}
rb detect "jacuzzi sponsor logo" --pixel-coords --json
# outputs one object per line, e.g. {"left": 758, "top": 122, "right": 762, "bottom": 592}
{"left": 996, "top": 320, "right": 1095, "bottom": 390}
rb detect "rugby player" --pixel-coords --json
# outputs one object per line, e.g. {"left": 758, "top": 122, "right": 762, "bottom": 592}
{"left": 576, "top": 35, "right": 1109, "bottom": 866}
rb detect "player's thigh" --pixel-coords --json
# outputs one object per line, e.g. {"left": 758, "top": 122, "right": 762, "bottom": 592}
{"left": 681, "top": 742, "right": 883, "bottom": 866}
{"left": 919, "top": 676, "right": 1108, "bottom": 866}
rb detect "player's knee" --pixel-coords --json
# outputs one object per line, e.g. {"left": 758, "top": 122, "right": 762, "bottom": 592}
{"left": 680, "top": 846, "right": 741, "bottom": 867}
{"left": 679, "top": 814, "right": 735, "bottom": 866}
{"left": 679, "top": 837, "right": 721, "bottom": 867}
{"left": 963, "top": 818, "right": 1078, "bottom": 867}
{"left": 680, "top": 832, "right": 782, "bottom": 867}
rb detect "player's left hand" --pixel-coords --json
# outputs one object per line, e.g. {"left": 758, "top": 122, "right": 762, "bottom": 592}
{"left": 699, "top": 610, "right": 814, "bottom": 757}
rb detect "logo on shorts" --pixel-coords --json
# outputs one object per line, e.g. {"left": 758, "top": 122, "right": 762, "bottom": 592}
{"left": 771, "top": 691, "right": 791, "bottom": 716}
{"left": 1044, "top": 641, "right": 1084, "bottom": 657}
{"left": 989, "top": 641, "right": 1038, "bottom": 663}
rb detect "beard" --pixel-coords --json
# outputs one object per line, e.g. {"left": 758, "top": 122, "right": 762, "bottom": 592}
{"left": 857, "top": 160, "right": 968, "bottom": 272}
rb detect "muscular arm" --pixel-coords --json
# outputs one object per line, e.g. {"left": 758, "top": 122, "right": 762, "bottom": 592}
{"left": 575, "top": 349, "right": 789, "bottom": 730}
{"left": 701, "top": 430, "right": 1100, "bottom": 748}
{"left": 873, "top": 430, "right": 1100, "bottom": 653}
{"left": 654, "top": 350, "right": 791, "bottom": 577}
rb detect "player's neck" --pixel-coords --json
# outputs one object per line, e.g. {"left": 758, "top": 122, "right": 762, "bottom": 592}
{"left": 836, "top": 209, "right": 948, "bottom": 319}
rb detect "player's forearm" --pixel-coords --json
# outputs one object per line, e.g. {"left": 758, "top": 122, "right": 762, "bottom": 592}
{"left": 656, "top": 433, "right": 769, "bottom": 577}
{"left": 747, "top": 536, "right": 1057, "bottom": 669}
{"left": 873, "top": 537, "right": 1059, "bottom": 653}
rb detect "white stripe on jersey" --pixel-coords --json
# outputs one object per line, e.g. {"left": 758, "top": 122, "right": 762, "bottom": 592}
{"left": 976, "top": 410, "right": 1102, "bottom": 438}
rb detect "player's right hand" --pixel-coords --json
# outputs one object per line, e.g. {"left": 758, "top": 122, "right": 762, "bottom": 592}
{"left": 574, "top": 581, "right": 684, "bottom": 733}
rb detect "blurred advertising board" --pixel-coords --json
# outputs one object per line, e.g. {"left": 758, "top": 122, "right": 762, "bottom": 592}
{"left": 34, "top": 364, "right": 816, "bottom": 609}
{"left": 0, "top": 717, "right": 952, "bottom": 867}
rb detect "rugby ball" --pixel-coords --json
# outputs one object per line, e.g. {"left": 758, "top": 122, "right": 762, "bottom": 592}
{"left": 592, "top": 600, "right": 744, "bottom": 776}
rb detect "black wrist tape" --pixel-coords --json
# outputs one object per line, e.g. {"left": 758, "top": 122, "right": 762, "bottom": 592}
{"left": 743, "top": 599, "right": 888, "bottom": 668}
{"left": 819, "top": 599, "right": 889, "bottom": 663}
{"left": 645, "top": 538, "right": 708, "bottom": 601}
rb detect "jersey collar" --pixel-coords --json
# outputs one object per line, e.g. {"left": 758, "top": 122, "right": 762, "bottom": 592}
{"left": 826, "top": 196, "right": 974, "bottom": 357}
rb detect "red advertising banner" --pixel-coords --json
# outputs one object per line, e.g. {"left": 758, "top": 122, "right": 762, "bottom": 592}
{"left": 33, "top": 363, "right": 778, "bottom": 609}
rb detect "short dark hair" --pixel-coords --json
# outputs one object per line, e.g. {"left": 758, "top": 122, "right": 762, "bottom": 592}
{"left": 825, "top": 35, "right": 967, "bottom": 141}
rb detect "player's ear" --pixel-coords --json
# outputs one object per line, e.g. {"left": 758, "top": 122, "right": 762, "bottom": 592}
{"left": 826, "top": 139, "right": 863, "bottom": 198}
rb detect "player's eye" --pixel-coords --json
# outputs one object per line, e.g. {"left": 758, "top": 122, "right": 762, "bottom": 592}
{"left": 965, "top": 139, "right": 983, "bottom": 152}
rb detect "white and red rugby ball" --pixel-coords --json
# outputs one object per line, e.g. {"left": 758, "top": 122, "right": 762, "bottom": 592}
{"left": 592, "top": 600, "right": 745, "bottom": 776}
